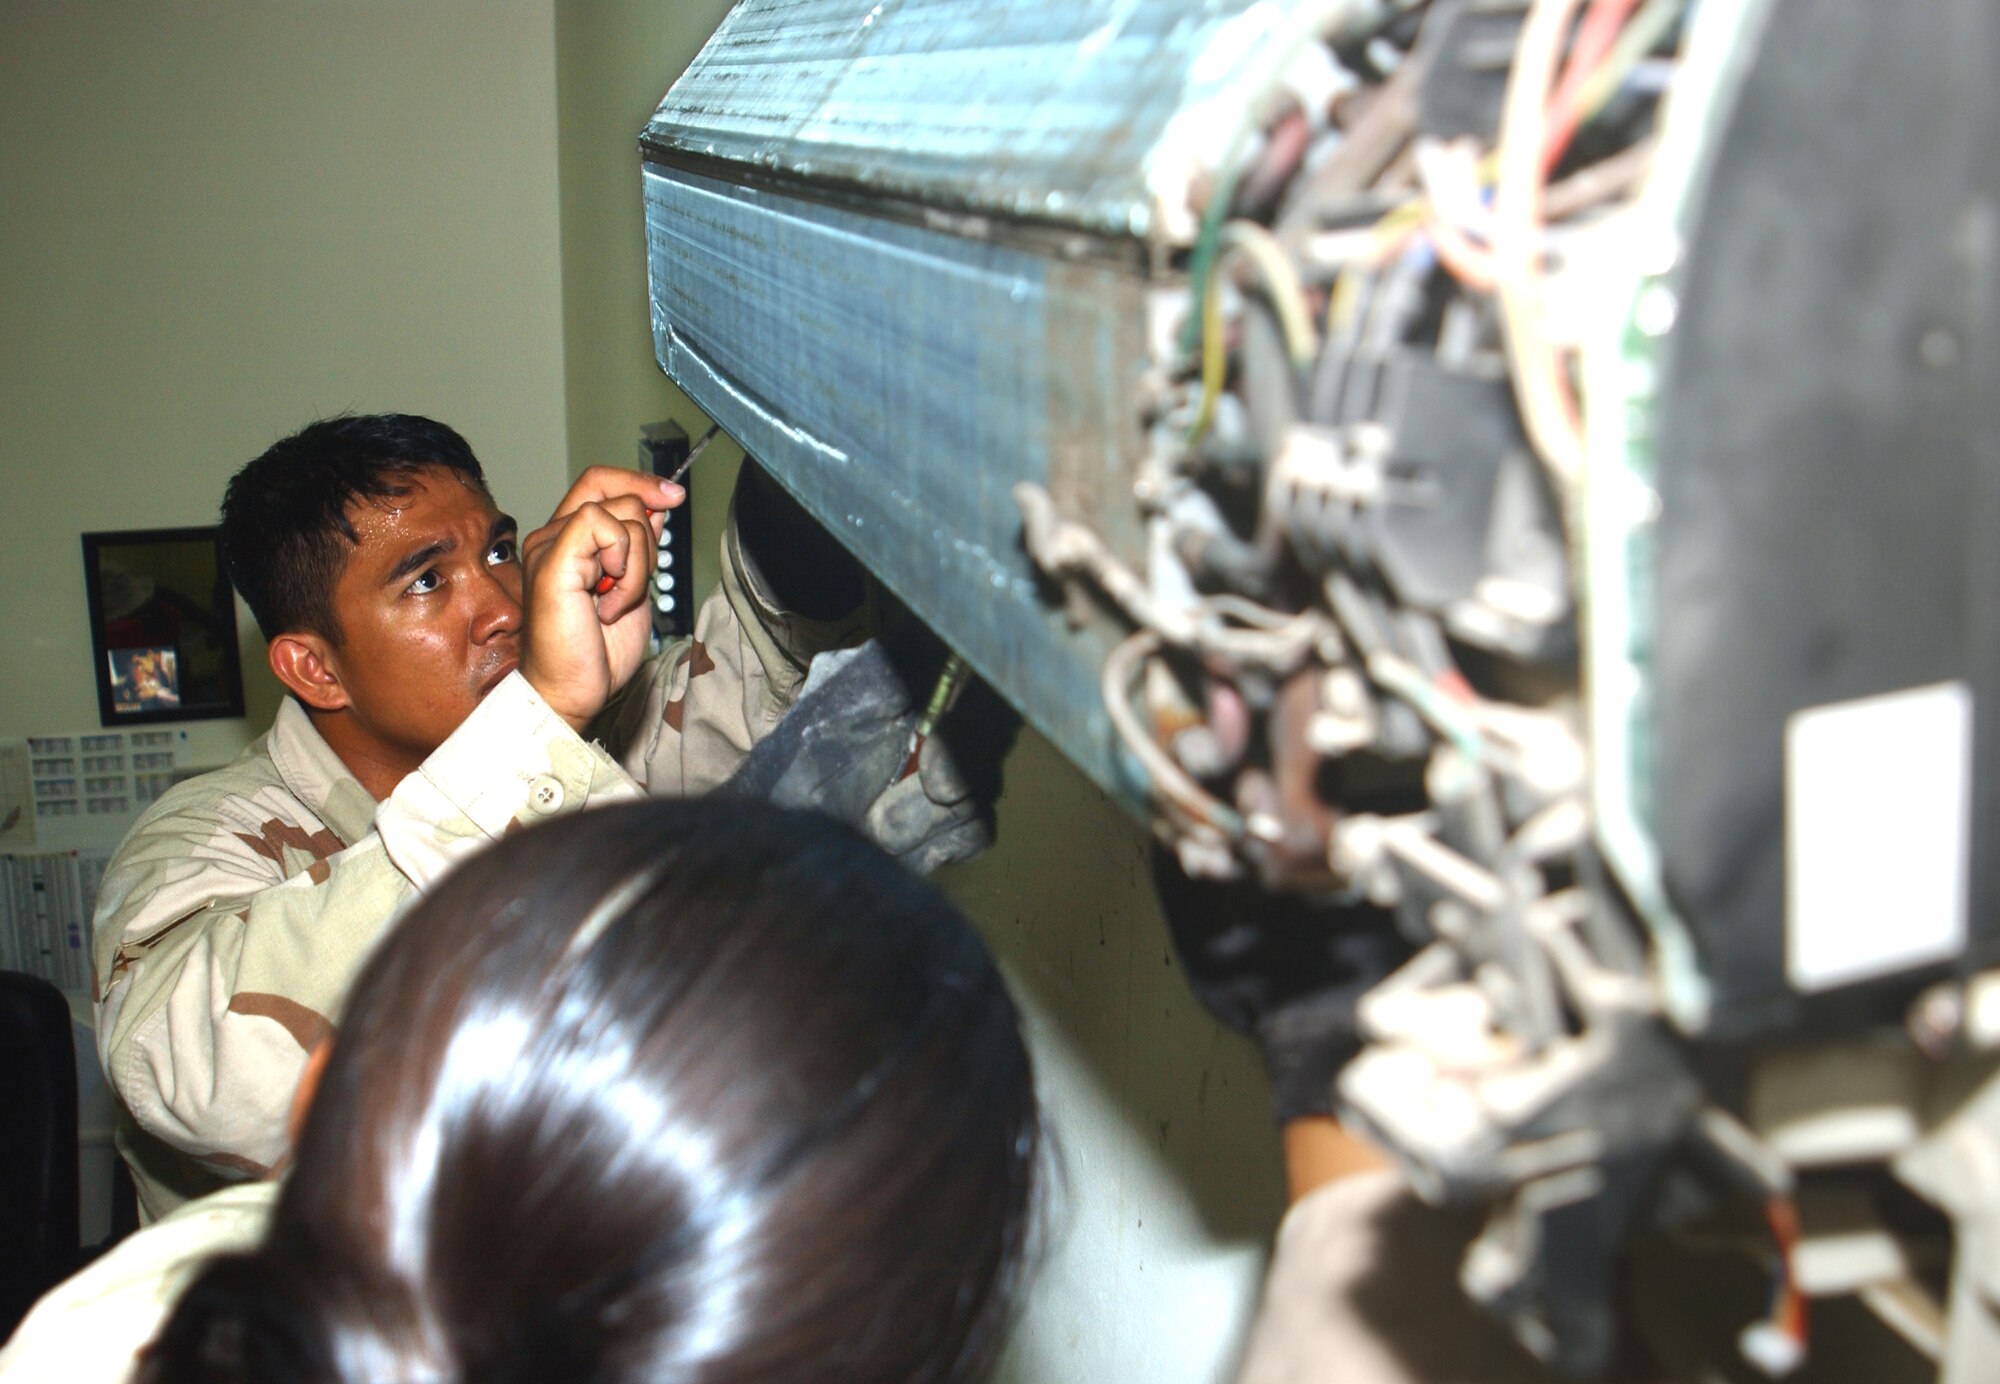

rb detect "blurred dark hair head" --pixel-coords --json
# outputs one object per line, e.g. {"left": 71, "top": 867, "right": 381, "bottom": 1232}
{"left": 219, "top": 414, "right": 488, "bottom": 642}
{"left": 138, "top": 800, "right": 1039, "bottom": 1384}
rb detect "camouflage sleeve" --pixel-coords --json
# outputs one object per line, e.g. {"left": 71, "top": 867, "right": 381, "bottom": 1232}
{"left": 94, "top": 675, "right": 640, "bottom": 1200}
{"left": 372, "top": 671, "right": 643, "bottom": 880}
{"left": 598, "top": 500, "right": 870, "bottom": 796}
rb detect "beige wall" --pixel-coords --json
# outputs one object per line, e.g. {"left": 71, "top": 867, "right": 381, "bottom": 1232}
{"left": 0, "top": 0, "right": 571, "bottom": 771}
{"left": 550, "top": 6, "right": 1286, "bottom": 1379}
{"left": 948, "top": 738, "right": 1287, "bottom": 1382}
{"left": 553, "top": 0, "right": 747, "bottom": 599}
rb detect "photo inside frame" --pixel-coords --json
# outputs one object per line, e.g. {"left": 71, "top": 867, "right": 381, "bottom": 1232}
{"left": 82, "top": 529, "right": 244, "bottom": 725}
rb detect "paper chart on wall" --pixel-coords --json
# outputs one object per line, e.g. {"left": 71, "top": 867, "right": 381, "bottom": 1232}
{"left": 24, "top": 727, "right": 187, "bottom": 825}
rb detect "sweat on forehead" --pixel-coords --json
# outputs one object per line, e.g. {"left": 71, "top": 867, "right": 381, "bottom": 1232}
{"left": 219, "top": 414, "right": 490, "bottom": 642}
{"left": 337, "top": 465, "right": 491, "bottom": 542}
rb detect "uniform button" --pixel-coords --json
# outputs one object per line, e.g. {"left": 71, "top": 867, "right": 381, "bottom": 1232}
{"left": 528, "top": 775, "right": 565, "bottom": 814}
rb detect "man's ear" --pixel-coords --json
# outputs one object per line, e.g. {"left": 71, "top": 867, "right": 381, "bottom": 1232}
{"left": 268, "top": 632, "right": 349, "bottom": 713}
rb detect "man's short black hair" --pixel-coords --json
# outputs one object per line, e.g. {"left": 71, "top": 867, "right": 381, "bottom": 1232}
{"left": 220, "top": 414, "right": 489, "bottom": 643}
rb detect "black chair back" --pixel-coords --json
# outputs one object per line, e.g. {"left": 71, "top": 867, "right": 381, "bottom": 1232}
{"left": 0, "top": 971, "right": 80, "bottom": 1342}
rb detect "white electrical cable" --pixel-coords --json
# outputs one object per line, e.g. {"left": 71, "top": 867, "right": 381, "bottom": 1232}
{"left": 1494, "top": 0, "right": 1590, "bottom": 488}
{"left": 1102, "top": 629, "right": 1247, "bottom": 841}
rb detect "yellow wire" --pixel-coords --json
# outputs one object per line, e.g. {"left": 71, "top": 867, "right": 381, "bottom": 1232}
{"left": 1219, "top": 221, "right": 1319, "bottom": 367}
{"left": 1189, "top": 219, "right": 1323, "bottom": 442}
{"left": 1327, "top": 267, "right": 1362, "bottom": 338}
{"left": 1368, "top": 198, "right": 1426, "bottom": 257}
{"left": 1187, "top": 269, "right": 1228, "bottom": 443}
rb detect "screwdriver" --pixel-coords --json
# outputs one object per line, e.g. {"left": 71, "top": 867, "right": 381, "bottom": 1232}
{"left": 594, "top": 423, "right": 724, "bottom": 594}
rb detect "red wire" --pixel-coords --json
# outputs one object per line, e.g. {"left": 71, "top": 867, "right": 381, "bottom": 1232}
{"left": 1424, "top": 208, "right": 1500, "bottom": 291}
{"left": 1764, "top": 1198, "right": 1811, "bottom": 1343}
{"left": 1434, "top": 668, "right": 1478, "bottom": 704}
{"left": 1542, "top": 0, "right": 1642, "bottom": 174}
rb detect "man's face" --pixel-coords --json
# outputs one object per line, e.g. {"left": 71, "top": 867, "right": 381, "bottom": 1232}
{"left": 318, "top": 466, "right": 522, "bottom": 769}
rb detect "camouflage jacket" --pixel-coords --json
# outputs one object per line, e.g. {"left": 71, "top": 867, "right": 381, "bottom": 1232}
{"left": 92, "top": 521, "right": 864, "bottom": 1220}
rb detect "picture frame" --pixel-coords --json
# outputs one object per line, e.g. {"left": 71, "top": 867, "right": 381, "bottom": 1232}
{"left": 81, "top": 527, "right": 246, "bottom": 726}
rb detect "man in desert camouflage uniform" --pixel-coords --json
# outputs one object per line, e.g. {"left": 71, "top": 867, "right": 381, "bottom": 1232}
{"left": 92, "top": 414, "right": 865, "bottom": 1220}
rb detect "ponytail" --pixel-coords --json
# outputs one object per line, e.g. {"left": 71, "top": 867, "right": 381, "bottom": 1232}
{"left": 138, "top": 1248, "right": 443, "bottom": 1384}
{"left": 135, "top": 1253, "right": 330, "bottom": 1384}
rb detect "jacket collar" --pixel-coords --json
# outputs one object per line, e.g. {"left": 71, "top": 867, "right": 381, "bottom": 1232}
{"left": 265, "top": 698, "right": 378, "bottom": 847}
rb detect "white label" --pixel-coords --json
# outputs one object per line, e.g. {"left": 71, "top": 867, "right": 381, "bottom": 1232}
{"left": 1787, "top": 681, "right": 1972, "bottom": 992}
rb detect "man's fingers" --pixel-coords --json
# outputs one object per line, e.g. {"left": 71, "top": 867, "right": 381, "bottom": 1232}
{"left": 525, "top": 502, "right": 653, "bottom": 604}
{"left": 594, "top": 493, "right": 654, "bottom": 526}
{"left": 594, "top": 515, "right": 658, "bottom": 623}
{"left": 573, "top": 504, "right": 657, "bottom": 626}
{"left": 537, "top": 477, "right": 674, "bottom": 608}
{"left": 522, "top": 500, "right": 654, "bottom": 556}
{"left": 580, "top": 498, "right": 664, "bottom": 619}
{"left": 621, "top": 497, "right": 668, "bottom": 551}
{"left": 586, "top": 497, "right": 658, "bottom": 593}
{"left": 550, "top": 465, "right": 684, "bottom": 522}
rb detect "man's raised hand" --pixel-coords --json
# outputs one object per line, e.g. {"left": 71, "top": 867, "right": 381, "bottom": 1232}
{"left": 519, "top": 467, "right": 682, "bottom": 731}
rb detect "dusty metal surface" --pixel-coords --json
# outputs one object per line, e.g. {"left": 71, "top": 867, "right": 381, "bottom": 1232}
{"left": 639, "top": 0, "right": 1367, "bottom": 813}
{"left": 641, "top": 0, "right": 1301, "bottom": 245}
{"left": 643, "top": 164, "right": 1153, "bottom": 806}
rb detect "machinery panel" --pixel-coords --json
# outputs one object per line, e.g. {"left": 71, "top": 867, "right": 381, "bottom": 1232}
{"left": 642, "top": 0, "right": 1307, "bottom": 243}
{"left": 1650, "top": 0, "right": 2000, "bottom": 1036}
{"left": 642, "top": 163, "right": 1153, "bottom": 804}
{"left": 644, "top": 2, "right": 2000, "bottom": 1376}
